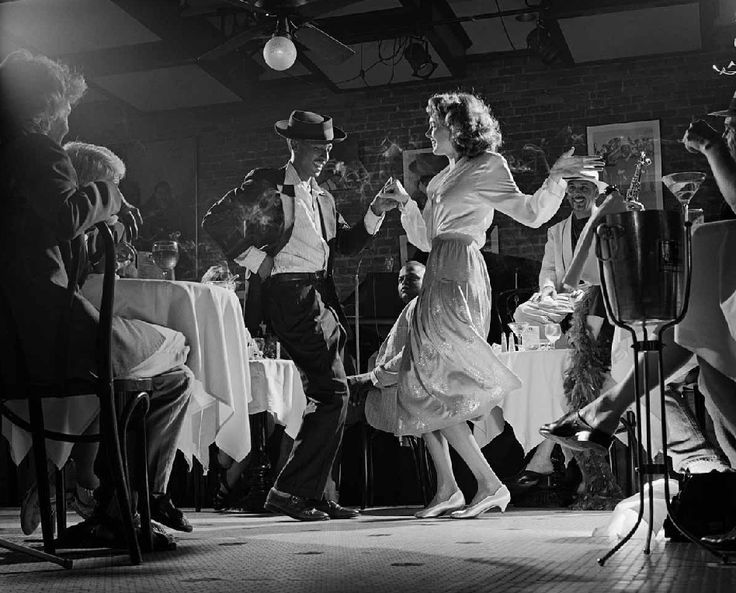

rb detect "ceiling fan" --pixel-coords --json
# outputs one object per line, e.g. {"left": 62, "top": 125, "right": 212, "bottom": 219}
{"left": 196, "top": 0, "right": 355, "bottom": 71}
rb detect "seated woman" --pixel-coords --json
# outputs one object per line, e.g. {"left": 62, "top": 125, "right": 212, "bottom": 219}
{"left": 0, "top": 50, "right": 193, "bottom": 545}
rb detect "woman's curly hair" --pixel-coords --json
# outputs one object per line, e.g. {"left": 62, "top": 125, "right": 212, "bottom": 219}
{"left": 0, "top": 49, "right": 87, "bottom": 137}
{"left": 426, "top": 92, "right": 502, "bottom": 158}
{"left": 63, "top": 141, "right": 126, "bottom": 186}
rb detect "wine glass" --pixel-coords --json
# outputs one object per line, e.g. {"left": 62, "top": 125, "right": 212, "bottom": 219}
{"left": 115, "top": 241, "right": 137, "bottom": 277}
{"left": 662, "top": 172, "right": 706, "bottom": 222}
{"left": 544, "top": 323, "right": 562, "bottom": 350}
{"left": 152, "top": 240, "right": 179, "bottom": 280}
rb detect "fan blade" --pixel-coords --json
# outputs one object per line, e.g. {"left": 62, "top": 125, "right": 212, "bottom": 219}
{"left": 198, "top": 28, "right": 269, "bottom": 61}
{"left": 293, "top": 22, "right": 354, "bottom": 66}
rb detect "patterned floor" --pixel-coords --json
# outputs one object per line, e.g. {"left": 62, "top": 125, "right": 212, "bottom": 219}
{"left": 1, "top": 507, "right": 735, "bottom": 593}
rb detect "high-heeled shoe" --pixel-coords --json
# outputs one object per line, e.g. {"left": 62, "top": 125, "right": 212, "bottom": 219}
{"left": 539, "top": 411, "right": 613, "bottom": 452}
{"left": 414, "top": 490, "right": 465, "bottom": 518}
{"left": 449, "top": 485, "right": 510, "bottom": 519}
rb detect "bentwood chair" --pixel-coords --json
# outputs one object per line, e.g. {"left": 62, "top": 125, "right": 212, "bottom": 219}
{"left": 0, "top": 223, "right": 153, "bottom": 568}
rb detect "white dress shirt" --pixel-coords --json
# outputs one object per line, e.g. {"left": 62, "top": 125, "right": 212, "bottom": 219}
{"left": 236, "top": 162, "right": 383, "bottom": 275}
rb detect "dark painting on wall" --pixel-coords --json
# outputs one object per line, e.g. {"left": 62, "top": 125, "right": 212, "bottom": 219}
{"left": 114, "top": 137, "right": 199, "bottom": 279}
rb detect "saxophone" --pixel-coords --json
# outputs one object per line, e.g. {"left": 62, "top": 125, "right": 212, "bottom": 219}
{"left": 623, "top": 151, "right": 650, "bottom": 211}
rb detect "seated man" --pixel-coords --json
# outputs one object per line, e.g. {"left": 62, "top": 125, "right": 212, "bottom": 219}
{"left": 347, "top": 260, "right": 425, "bottom": 430}
{"left": 540, "top": 104, "right": 736, "bottom": 547}
{"left": 513, "top": 170, "right": 608, "bottom": 329}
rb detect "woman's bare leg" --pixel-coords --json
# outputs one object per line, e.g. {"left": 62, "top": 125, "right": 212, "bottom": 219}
{"left": 524, "top": 439, "right": 556, "bottom": 474}
{"left": 421, "top": 430, "right": 460, "bottom": 504}
{"left": 440, "top": 422, "right": 502, "bottom": 504}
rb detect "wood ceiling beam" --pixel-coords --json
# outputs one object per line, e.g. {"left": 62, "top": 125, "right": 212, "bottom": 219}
{"left": 57, "top": 42, "right": 195, "bottom": 78}
{"left": 107, "top": 0, "right": 258, "bottom": 101}
{"left": 551, "top": 0, "right": 702, "bottom": 19}
{"left": 399, "top": 0, "right": 471, "bottom": 78}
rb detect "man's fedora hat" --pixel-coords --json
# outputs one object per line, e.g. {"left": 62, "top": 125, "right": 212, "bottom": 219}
{"left": 708, "top": 90, "right": 736, "bottom": 117}
{"left": 564, "top": 169, "right": 609, "bottom": 193}
{"left": 274, "top": 110, "right": 347, "bottom": 142}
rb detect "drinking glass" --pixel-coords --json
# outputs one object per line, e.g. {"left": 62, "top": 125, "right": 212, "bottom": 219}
{"left": 152, "top": 240, "right": 179, "bottom": 280}
{"left": 507, "top": 322, "right": 528, "bottom": 351}
{"left": 662, "top": 172, "right": 706, "bottom": 222}
{"left": 115, "top": 241, "right": 137, "bottom": 276}
{"left": 544, "top": 323, "right": 562, "bottom": 350}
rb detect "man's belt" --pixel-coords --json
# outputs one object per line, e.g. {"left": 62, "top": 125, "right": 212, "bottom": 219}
{"left": 268, "top": 271, "right": 328, "bottom": 283}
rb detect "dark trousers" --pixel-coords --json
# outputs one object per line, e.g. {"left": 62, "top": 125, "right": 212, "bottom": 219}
{"left": 265, "top": 276, "right": 349, "bottom": 501}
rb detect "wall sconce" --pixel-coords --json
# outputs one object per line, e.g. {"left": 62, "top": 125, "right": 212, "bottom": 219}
{"left": 263, "top": 18, "right": 297, "bottom": 71}
{"left": 403, "top": 38, "right": 437, "bottom": 79}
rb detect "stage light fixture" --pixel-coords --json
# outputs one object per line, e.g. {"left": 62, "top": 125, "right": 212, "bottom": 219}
{"left": 403, "top": 38, "right": 437, "bottom": 79}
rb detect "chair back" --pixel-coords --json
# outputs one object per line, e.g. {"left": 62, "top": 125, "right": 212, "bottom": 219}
{"left": 95, "top": 223, "right": 117, "bottom": 388}
{"left": 0, "top": 222, "right": 117, "bottom": 396}
{"left": 496, "top": 287, "right": 537, "bottom": 329}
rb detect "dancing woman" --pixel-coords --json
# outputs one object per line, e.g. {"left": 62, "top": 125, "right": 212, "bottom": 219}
{"left": 383, "top": 92, "right": 602, "bottom": 518}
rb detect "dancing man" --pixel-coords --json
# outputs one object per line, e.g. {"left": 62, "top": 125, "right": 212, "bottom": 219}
{"left": 233, "top": 110, "right": 399, "bottom": 521}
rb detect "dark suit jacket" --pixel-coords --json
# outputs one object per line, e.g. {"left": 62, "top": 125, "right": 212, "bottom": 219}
{"left": 0, "top": 132, "right": 127, "bottom": 383}
{"left": 235, "top": 165, "right": 374, "bottom": 333}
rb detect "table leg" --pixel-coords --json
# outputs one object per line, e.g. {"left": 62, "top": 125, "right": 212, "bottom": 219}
{"left": 243, "top": 411, "right": 273, "bottom": 512}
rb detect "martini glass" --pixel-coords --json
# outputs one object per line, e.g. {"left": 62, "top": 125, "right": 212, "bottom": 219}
{"left": 662, "top": 172, "right": 706, "bottom": 221}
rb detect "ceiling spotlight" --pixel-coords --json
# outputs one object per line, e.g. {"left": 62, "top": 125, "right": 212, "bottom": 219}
{"left": 526, "top": 15, "right": 572, "bottom": 67}
{"left": 263, "top": 18, "right": 297, "bottom": 71}
{"left": 404, "top": 38, "right": 437, "bottom": 79}
{"left": 515, "top": 12, "right": 538, "bottom": 22}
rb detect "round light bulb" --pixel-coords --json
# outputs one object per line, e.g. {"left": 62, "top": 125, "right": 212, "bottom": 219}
{"left": 263, "top": 35, "right": 297, "bottom": 71}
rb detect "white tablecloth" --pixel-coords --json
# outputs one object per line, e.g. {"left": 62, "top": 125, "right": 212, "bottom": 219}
{"left": 82, "top": 277, "right": 252, "bottom": 471}
{"left": 474, "top": 349, "right": 571, "bottom": 452}
{"left": 248, "top": 359, "right": 306, "bottom": 440}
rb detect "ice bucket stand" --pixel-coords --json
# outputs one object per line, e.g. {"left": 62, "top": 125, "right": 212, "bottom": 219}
{"left": 594, "top": 211, "right": 732, "bottom": 566}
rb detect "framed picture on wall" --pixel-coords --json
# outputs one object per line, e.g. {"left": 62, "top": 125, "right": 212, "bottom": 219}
{"left": 586, "top": 119, "right": 663, "bottom": 210}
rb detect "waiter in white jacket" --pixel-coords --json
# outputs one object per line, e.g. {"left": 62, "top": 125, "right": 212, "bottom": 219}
{"left": 513, "top": 170, "right": 608, "bottom": 327}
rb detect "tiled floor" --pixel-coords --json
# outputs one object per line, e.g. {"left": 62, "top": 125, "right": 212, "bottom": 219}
{"left": 1, "top": 506, "right": 735, "bottom": 593}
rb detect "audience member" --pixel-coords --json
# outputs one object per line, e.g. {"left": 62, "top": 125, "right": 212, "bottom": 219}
{"left": 0, "top": 51, "right": 193, "bottom": 547}
{"left": 513, "top": 170, "right": 607, "bottom": 328}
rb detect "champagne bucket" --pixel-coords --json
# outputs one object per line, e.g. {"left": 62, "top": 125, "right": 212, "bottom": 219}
{"left": 595, "top": 210, "right": 688, "bottom": 324}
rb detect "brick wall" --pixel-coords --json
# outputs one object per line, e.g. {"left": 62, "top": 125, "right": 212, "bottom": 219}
{"left": 72, "top": 47, "right": 735, "bottom": 297}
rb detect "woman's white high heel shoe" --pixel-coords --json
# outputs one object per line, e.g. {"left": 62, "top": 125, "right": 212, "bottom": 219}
{"left": 414, "top": 490, "right": 465, "bottom": 518}
{"left": 449, "top": 485, "right": 510, "bottom": 519}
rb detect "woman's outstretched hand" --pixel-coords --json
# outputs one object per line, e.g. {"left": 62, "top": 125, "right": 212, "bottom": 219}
{"left": 371, "top": 177, "right": 410, "bottom": 215}
{"left": 548, "top": 147, "right": 604, "bottom": 180}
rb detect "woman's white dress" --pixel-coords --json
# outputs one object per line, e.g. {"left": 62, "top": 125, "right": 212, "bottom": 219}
{"left": 393, "top": 151, "right": 567, "bottom": 435}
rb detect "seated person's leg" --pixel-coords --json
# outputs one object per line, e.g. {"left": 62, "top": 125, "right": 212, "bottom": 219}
{"left": 698, "top": 357, "right": 736, "bottom": 467}
{"left": 145, "top": 365, "right": 194, "bottom": 532}
{"left": 514, "top": 297, "right": 574, "bottom": 327}
{"left": 663, "top": 377, "right": 730, "bottom": 474}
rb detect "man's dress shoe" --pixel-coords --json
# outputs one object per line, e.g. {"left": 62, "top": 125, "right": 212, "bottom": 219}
{"left": 313, "top": 500, "right": 359, "bottom": 519}
{"left": 539, "top": 411, "right": 613, "bottom": 452}
{"left": 265, "top": 488, "right": 329, "bottom": 522}
{"left": 508, "top": 470, "right": 554, "bottom": 494}
{"left": 702, "top": 526, "right": 736, "bottom": 551}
